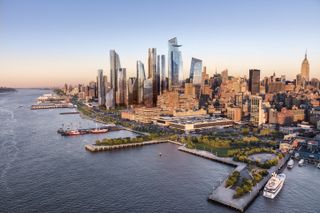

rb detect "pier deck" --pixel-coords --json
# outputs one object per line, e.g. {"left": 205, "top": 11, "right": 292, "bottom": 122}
{"left": 85, "top": 140, "right": 182, "bottom": 152}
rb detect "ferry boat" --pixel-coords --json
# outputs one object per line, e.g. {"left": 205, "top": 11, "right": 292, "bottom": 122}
{"left": 287, "top": 159, "right": 294, "bottom": 169}
{"left": 298, "top": 159, "right": 305, "bottom": 167}
{"left": 263, "top": 172, "right": 286, "bottom": 199}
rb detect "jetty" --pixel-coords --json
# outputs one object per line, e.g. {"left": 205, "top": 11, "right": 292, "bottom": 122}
{"left": 85, "top": 140, "right": 182, "bottom": 152}
{"left": 31, "top": 103, "right": 75, "bottom": 110}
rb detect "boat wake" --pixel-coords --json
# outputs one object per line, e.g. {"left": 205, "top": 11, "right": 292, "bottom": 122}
{"left": 0, "top": 107, "right": 18, "bottom": 194}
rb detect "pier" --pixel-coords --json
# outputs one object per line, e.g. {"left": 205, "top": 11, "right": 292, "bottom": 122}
{"left": 85, "top": 140, "right": 182, "bottom": 152}
{"left": 178, "top": 146, "right": 291, "bottom": 212}
{"left": 31, "top": 103, "right": 75, "bottom": 110}
{"left": 57, "top": 125, "right": 122, "bottom": 136}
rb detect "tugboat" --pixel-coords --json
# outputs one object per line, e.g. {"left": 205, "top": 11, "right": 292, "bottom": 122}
{"left": 287, "top": 159, "right": 294, "bottom": 169}
{"left": 263, "top": 172, "right": 286, "bottom": 199}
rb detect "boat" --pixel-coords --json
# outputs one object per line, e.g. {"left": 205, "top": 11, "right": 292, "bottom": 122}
{"left": 287, "top": 159, "right": 294, "bottom": 169}
{"left": 317, "top": 163, "right": 320, "bottom": 169}
{"left": 91, "top": 124, "right": 108, "bottom": 134}
{"left": 263, "top": 172, "right": 286, "bottom": 199}
{"left": 62, "top": 130, "right": 82, "bottom": 136}
{"left": 91, "top": 128, "right": 108, "bottom": 134}
{"left": 298, "top": 159, "right": 305, "bottom": 167}
{"left": 159, "top": 152, "right": 162, "bottom": 156}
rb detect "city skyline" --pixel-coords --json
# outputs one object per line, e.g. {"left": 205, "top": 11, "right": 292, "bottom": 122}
{"left": 1, "top": 0, "right": 320, "bottom": 88}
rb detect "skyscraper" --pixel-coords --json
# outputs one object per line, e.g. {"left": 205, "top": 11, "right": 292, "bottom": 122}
{"left": 157, "top": 55, "right": 166, "bottom": 94}
{"left": 116, "top": 68, "right": 127, "bottom": 106}
{"left": 301, "top": 52, "right": 310, "bottom": 82}
{"left": 249, "top": 69, "right": 260, "bottom": 95}
{"left": 97, "top": 69, "right": 106, "bottom": 106}
{"left": 189, "top": 57, "right": 202, "bottom": 85}
{"left": 128, "top": 77, "right": 138, "bottom": 106}
{"left": 136, "top": 60, "right": 146, "bottom": 104}
{"left": 143, "top": 78, "right": 153, "bottom": 108}
{"left": 110, "top": 50, "right": 121, "bottom": 105}
{"left": 221, "top": 69, "right": 228, "bottom": 83}
{"left": 148, "top": 48, "right": 157, "bottom": 105}
{"left": 168, "top": 37, "right": 183, "bottom": 90}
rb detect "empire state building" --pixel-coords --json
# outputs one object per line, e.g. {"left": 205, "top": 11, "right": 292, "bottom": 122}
{"left": 301, "top": 52, "right": 310, "bottom": 82}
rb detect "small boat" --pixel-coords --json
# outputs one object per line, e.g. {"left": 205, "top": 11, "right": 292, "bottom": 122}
{"left": 294, "top": 153, "right": 300, "bottom": 159}
{"left": 287, "top": 159, "right": 294, "bottom": 169}
{"left": 91, "top": 128, "right": 108, "bottom": 134}
{"left": 263, "top": 172, "right": 286, "bottom": 199}
{"left": 317, "top": 163, "right": 320, "bottom": 169}
{"left": 159, "top": 152, "right": 162, "bottom": 156}
{"left": 298, "top": 159, "right": 305, "bottom": 167}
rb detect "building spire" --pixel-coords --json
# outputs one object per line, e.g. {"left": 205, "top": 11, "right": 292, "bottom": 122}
{"left": 305, "top": 49, "right": 307, "bottom": 59}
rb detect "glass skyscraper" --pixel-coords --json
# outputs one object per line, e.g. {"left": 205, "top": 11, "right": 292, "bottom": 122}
{"left": 168, "top": 37, "right": 183, "bottom": 90}
{"left": 110, "top": 50, "right": 121, "bottom": 105}
{"left": 143, "top": 78, "right": 153, "bottom": 108}
{"left": 136, "top": 60, "right": 146, "bottom": 104}
{"left": 189, "top": 57, "right": 202, "bottom": 85}
{"left": 116, "top": 68, "right": 127, "bottom": 106}
{"left": 97, "top": 69, "right": 105, "bottom": 106}
{"left": 157, "top": 55, "right": 166, "bottom": 94}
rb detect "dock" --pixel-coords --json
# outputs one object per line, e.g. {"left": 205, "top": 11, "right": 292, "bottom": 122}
{"left": 85, "top": 140, "right": 182, "bottom": 152}
{"left": 178, "top": 146, "right": 290, "bottom": 212}
{"left": 31, "top": 103, "right": 75, "bottom": 110}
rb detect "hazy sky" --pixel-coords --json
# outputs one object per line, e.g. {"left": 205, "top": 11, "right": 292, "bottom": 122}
{"left": 1, "top": 0, "right": 320, "bottom": 88}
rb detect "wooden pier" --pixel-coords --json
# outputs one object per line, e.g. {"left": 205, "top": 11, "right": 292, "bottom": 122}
{"left": 85, "top": 140, "right": 182, "bottom": 152}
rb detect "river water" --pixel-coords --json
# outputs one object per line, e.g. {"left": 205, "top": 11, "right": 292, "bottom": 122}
{"left": 0, "top": 89, "right": 319, "bottom": 213}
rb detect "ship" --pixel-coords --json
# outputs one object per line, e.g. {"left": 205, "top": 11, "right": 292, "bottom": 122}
{"left": 287, "top": 159, "right": 294, "bottom": 169}
{"left": 62, "top": 130, "right": 83, "bottom": 136}
{"left": 263, "top": 172, "right": 286, "bottom": 199}
{"left": 91, "top": 128, "right": 108, "bottom": 134}
{"left": 298, "top": 159, "right": 305, "bottom": 167}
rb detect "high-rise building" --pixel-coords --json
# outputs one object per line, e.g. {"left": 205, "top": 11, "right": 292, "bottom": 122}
{"left": 128, "top": 77, "right": 138, "bottom": 105}
{"left": 168, "top": 37, "right": 183, "bottom": 90}
{"left": 110, "top": 50, "right": 121, "bottom": 105}
{"left": 301, "top": 52, "right": 310, "bottom": 82}
{"left": 105, "top": 88, "right": 114, "bottom": 109}
{"left": 143, "top": 78, "right": 153, "bottom": 108}
{"left": 97, "top": 69, "right": 106, "bottom": 106}
{"left": 137, "top": 60, "right": 146, "bottom": 104}
{"left": 157, "top": 55, "right": 166, "bottom": 94}
{"left": 250, "top": 95, "right": 265, "bottom": 126}
{"left": 148, "top": 48, "right": 157, "bottom": 105}
{"left": 88, "top": 81, "right": 97, "bottom": 99}
{"left": 116, "top": 68, "right": 127, "bottom": 106}
{"left": 249, "top": 69, "right": 260, "bottom": 95}
{"left": 189, "top": 57, "right": 202, "bottom": 85}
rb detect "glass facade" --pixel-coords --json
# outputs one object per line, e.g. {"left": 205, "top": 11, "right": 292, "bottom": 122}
{"left": 136, "top": 60, "right": 146, "bottom": 104}
{"left": 97, "top": 69, "right": 105, "bottom": 106}
{"left": 189, "top": 57, "right": 202, "bottom": 85}
{"left": 110, "top": 50, "right": 121, "bottom": 105}
{"left": 116, "top": 68, "right": 127, "bottom": 106}
{"left": 168, "top": 37, "right": 183, "bottom": 90}
{"left": 143, "top": 78, "right": 153, "bottom": 108}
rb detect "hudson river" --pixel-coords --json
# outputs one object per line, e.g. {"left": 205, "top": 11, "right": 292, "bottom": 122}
{"left": 0, "top": 90, "right": 319, "bottom": 213}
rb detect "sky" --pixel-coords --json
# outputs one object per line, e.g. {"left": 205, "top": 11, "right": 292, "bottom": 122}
{"left": 0, "top": 0, "right": 320, "bottom": 88}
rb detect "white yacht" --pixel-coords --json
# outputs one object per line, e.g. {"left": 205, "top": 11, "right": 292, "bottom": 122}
{"left": 263, "top": 173, "right": 286, "bottom": 199}
{"left": 287, "top": 159, "right": 294, "bottom": 169}
{"left": 298, "top": 159, "right": 305, "bottom": 167}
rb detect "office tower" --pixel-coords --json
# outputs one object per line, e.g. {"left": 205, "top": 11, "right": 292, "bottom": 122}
{"left": 157, "top": 55, "right": 166, "bottom": 94}
{"left": 128, "top": 77, "right": 138, "bottom": 105}
{"left": 105, "top": 88, "right": 114, "bottom": 109}
{"left": 221, "top": 69, "right": 228, "bottom": 83}
{"left": 88, "top": 81, "right": 97, "bottom": 98}
{"left": 116, "top": 68, "right": 127, "bottom": 106}
{"left": 189, "top": 57, "right": 202, "bottom": 85}
{"left": 296, "top": 74, "right": 302, "bottom": 86}
{"left": 301, "top": 52, "right": 310, "bottom": 82}
{"left": 110, "top": 50, "right": 121, "bottom": 105}
{"left": 250, "top": 95, "right": 265, "bottom": 126}
{"left": 97, "top": 69, "right": 106, "bottom": 106}
{"left": 148, "top": 48, "right": 157, "bottom": 105}
{"left": 143, "top": 78, "right": 153, "bottom": 108}
{"left": 137, "top": 60, "right": 146, "bottom": 104}
{"left": 249, "top": 69, "right": 260, "bottom": 95}
{"left": 168, "top": 37, "right": 183, "bottom": 90}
